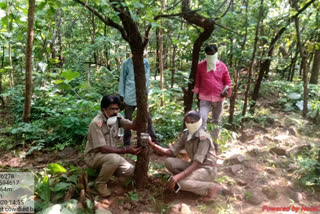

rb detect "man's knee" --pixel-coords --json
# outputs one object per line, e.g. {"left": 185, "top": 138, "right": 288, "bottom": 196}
{"left": 105, "top": 153, "right": 121, "bottom": 165}
{"left": 165, "top": 157, "right": 176, "bottom": 171}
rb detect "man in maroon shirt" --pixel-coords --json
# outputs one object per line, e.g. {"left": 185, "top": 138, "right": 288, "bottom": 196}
{"left": 192, "top": 44, "right": 232, "bottom": 140}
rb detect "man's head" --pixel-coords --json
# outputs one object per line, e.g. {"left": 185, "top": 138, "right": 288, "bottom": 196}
{"left": 101, "top": 95, "right": 121, "bottom": 118}
{"left": 205, "top": 44, "right": 218, "bottom": 55}
{"left": 184, "top": 110, "right": 203, "bottom": 136}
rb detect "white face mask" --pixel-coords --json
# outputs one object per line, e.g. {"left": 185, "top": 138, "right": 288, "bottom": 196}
{"left": 107, "top": 116, "right": 117, "bottom": 126}
{"left": 185, "top": 118, "right": 202, "bottom": 138}
{"left": 206, "top": 52, "right": 218, "bottom": 72}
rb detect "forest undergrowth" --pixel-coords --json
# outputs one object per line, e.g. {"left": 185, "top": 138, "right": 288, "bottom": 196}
{"left": 0, "top": 81, "right": 320, "bottom": 214}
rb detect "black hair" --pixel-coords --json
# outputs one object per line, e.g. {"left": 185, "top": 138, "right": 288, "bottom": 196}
{"left": 101, "top": 95, "right": 121, "bottom": 109}
{"left": 184, "top": 110, "right": 201, "bottom": 122}
{"left": 184, "top": 110, "right": 219, "bottom": 153}
{"left": 205, "top": 44, "right": 218, "bottom": 54}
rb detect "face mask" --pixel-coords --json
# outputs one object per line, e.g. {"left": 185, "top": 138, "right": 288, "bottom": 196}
{"left": 185, "top": 118, "right": 202, "bottom": 138}
{"left": 206, "top": 52, "right": 218, "bottom": 72}
{"left": 107, "top": 116, "right": 117, "bottom": 126}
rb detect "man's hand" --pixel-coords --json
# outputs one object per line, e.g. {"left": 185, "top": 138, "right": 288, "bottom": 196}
{"left": 126, "top": 145, "right": 142, "bottom": 155}
{"left": 167, "top": 175, "right": 178, "bottom": 192}
{"left": 220, "top": 86, "right": 229, "bottom": 97}
{"left": 130, "top": 119, "right": 137, "bottom": 131}
{"left": 196, "top": 94, "right": 200, "bottom": 109}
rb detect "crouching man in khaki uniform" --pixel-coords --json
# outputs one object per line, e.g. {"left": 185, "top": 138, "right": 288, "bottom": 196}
{"left": 148, "top": 110, "right": 220, "bottom": 201}
{"left": 84, "top": 95, "right": 141, "bottom": 197}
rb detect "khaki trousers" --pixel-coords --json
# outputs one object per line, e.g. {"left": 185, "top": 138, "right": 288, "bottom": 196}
{"left": 84, "top": 153, "right": 134, "bottom": 185}
{"left": 165, "top": 157, "right": 217, "bottom": 196}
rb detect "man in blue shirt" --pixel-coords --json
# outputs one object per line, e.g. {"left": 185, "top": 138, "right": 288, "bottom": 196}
{"left": 118, "top": 57, "right": 159, "bottom": 147}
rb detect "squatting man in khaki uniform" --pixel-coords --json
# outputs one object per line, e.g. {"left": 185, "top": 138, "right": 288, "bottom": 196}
{"left": 148, "top": 110, "right": 220, "bottom": 201}
{"left": 84, "top": 95, "right": 141, "bottom": 197}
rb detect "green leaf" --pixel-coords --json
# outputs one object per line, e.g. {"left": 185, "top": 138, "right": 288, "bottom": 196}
{"left": 151, "top": 22, "right": 159, "bottom": 28}
{"left": 39, "top": 175, "right": 50, "bottom": 203}
{"left": 53, "top": 79, "right": 64, "bottom": 84}
{"left": 60, "top": 70, "right": 80, "bottom": 81}
{"left": 129, "top": 11, "right": 138, "bottom": 22}
{"left": 48, "top": 163, "right": 67, "bottom": 174}
{"left": 132, "top": 2, "right": 144, "bottom": 8}
{"left": 52, "top": 182, "right": 72, "bottom": 192}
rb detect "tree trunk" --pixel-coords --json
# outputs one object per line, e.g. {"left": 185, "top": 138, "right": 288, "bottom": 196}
{"left": 229, "top": 69, "right": 241, "bottom": 126}
{"left": 0, "top": 45, "right": 4, "bottom": 107}
{"left": 22, "top": 0, "right": 36, "bottom": 123}
{"left": 245, "top": 0, "right": 263, "bottom": 116}
{"left": 50, "top": 8, "right": 62, "bottom": 61}
{"left": 293, "top": 4, "right": 308, "bottom": 117}
{"left": 58, "top": 26, "right": 63, "bottom": 71}
{"left": 159, "top": 0, "right": 165, "bottom": 106}
{"left": 251, "top": 27, "right": 285, "bottom": 109}
{"left": 6, "top": 0, "right": 14, "bottom": 87}
{"left": 171, "top": 45, "right": 177, "bottom": 88}
{"left": 104, "top": 24, "right": 111, "bottom": 70}
{"left": 310, "top": 33, "right": 320, "bottom": 84}
{"left": 180, "top": 0, "right": 215, "bottom": 113}
{"left": 91, "top": 12, "right": 97, "bottom": 65}
{"left": 164, "top": 46, "right": 168, "bottom": 69}
{"left": 155, "top": 28, "right": 160, "bottom": 79}
{"left": 109, "top": 0, "right": 150, "bottom": 189}
{"left": 229, "top": 0, "right": 248, "bottom": 125}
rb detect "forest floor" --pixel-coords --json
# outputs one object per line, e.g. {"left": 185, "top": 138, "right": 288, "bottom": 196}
{"left": 0, "top": 97, "right": 320, "bottom": 214}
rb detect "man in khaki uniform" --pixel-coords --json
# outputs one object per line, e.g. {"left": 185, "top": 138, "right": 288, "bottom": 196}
{"left": 148, "top": 110, "right": 220, "bottom": 201}
{"left": 84, "top": 95, "right": 141, "bottom": 197}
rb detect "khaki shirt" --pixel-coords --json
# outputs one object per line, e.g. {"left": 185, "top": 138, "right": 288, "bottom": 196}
{"left": 84, "top": 113, "right": 132, "bottom": 156}
{"left": 169, "top": 128, "right": 216, "bottom": 168}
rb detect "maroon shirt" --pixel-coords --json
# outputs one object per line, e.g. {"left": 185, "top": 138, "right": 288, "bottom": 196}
{"left": 193, "top": 60, "right": 232, "bottom": 100}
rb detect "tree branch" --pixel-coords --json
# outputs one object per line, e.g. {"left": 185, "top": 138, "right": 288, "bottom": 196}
{"left": 291, "top": 0, "right": 316, "bottom": 21}
{"left": 213, "top": 20, "right": 241, "bottom": 36}
{"left": 143, "top": 25, "right": 152, "bottom": 48}
{"left": 154, "top": 10, "right": 200, "bottom": 20}
{"left": 216, "top": 0, "right": 233, "bottom": 20}
{"left": 73, "top": 0, "right": 129, "bottom": 41}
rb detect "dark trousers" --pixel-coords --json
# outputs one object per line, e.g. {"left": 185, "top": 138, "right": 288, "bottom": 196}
{"left": 124, "top": 104, "right": 158, "bottom": 146}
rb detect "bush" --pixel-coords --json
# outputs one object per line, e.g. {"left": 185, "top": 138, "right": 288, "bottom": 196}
{"left": 295, "top": 146, "right": 320, "bottom": 187}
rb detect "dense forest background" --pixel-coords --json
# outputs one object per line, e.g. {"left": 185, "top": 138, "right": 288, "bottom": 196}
{"left": 0, "top": 0, "right": 320, "bottom": 213}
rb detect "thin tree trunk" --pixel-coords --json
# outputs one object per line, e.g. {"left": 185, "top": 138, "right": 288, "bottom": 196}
{"left": 51, "top": 8, "right": 62, "bottom": 61}
{"left": 58, "top": 27, "right": 63, "bottom": 71}
{"left": 155, "top": 28, "right": 159, "bottom": 79}
{"left": 0, "top": 45, "right": 4, "bottom": 107}
{"left": 229, "top": 68, "right": 241, "bottom": 126}
{"left": 164, "top": 46, "right": 168, "bottom": 69}
{"left": 288, "top": 45, "right": 298, "bottom": 81}
{"left": 159, "top": 0, "right": 165, "bottom": 106}
{"left": 244, "top": 0, "right": 264, "bottom": 116}
{"left": 23, "top": 0, "right": 36, "bottom": 123}
{"left": 7, "top": 0, "right": 14, "bottom": 87}
{"left": 104, "top": 24, "right": 111, "bottom": 70}
{"left": 294, "top": 6, "right": 308, "bottom": 117}
{"left": 310, "top": 33, "right": 320, "bottom": 84}
{"left": 91, "top": 12, "right": 97, "bottom": 65}
{"left": 228, "top": 0, "right": 248, "bottom": 125}
{"left": 171, "top": 44, "right": 177, "bottom": 88}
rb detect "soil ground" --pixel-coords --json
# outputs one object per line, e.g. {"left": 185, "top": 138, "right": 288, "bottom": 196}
{"left": 0, "top": 99, "right": 320, "bottom": 214}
